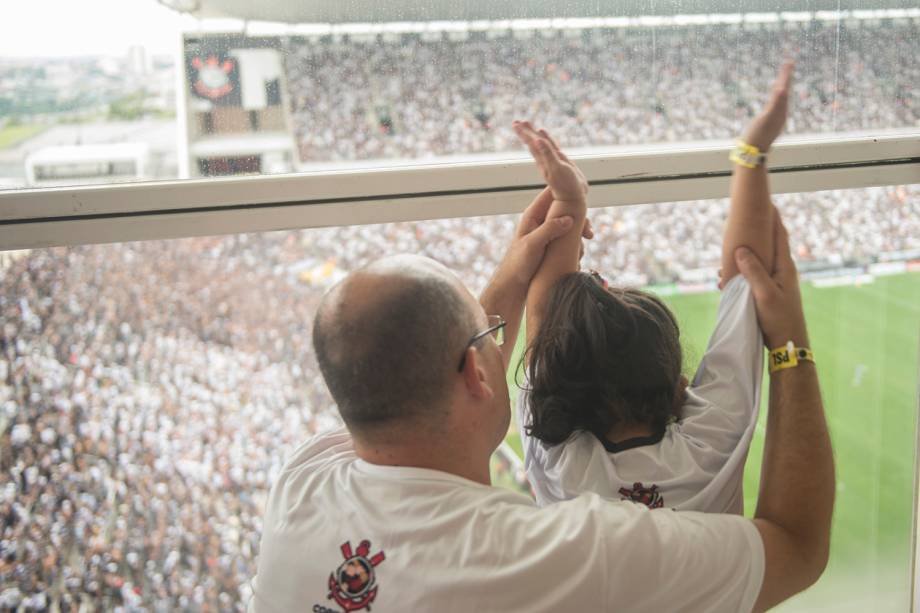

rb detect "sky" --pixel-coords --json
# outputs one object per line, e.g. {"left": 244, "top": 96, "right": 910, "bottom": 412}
{"left": 0, "top": 0, "right": 193, "bottom": 58}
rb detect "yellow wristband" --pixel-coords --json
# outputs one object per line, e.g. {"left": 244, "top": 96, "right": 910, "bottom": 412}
{"left": 769, "top": 341, "right": 815, "bottom": 373}
{"left": 730, "top": 139, "right": 766, "bottom": 169}
{"left": 736, "top": 140, "right": 762, "bottom": 156}
{"left": 729, "top": 150, "right": 757, "bottom": 169}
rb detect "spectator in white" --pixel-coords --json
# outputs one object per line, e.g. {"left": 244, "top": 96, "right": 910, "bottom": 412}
{"left": 516, "top": 63, "right": 794, "bottom": 513}
{"left": 248, "top": 122, "right": 833, "bottom": 612}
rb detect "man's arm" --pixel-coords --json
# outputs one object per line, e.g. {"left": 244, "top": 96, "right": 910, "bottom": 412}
{"left": 753, "top": 361, "right": 832, "bottom": 611}
{"left": 721, "top": 62, "right": 793, "bottom": 285}
{"left": 734, "top": 216, "right": 835, "bottom": 611}
{"left": 511, "top": 122, "right": 588, "bottom": 348}
{"left": 479, "top": 186, "right": 580, "bottom": 371}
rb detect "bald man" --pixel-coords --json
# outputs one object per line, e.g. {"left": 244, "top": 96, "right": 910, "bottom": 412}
{"left": 248, "top": 124, "right": 833, "bottom": 612}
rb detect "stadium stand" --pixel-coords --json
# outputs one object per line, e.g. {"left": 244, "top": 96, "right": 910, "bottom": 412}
{"left": 284, "top": 21, "right": 919, "bottom": 161}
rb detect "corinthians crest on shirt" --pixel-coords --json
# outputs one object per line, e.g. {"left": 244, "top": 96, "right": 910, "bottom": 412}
{"left": 326, "top": 539, "right": 386, "bottom": 612}
{"left": 619, "top": 482, "right": 665, "bottom": 509}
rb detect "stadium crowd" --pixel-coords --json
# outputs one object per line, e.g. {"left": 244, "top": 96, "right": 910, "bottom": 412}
{"left": 2, "top": 18, "right": 919, "bottom": 611}
{"left": 3, "top": 186, "right": 917, "bottom": 610}
{"left": 286, "top": 20, "right": 919, "bottom": 161}
{"left": 0, "top": 242, "right": 335, "bottom": 610}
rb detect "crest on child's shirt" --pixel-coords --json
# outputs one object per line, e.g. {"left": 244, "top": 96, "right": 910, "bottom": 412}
{"left": 619, "top": 482, "right": 664, "bottom": 509}
{"left": 327, "top": 539, "right": 386, "bottom": 612}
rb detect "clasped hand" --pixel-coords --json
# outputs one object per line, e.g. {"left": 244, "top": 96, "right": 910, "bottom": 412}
{"left": 496, "top": 122, "right": 592, "bottom": 289}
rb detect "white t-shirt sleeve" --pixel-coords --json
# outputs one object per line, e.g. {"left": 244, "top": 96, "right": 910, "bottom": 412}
{"left": 612, "top": 507, "right": 766, "bottom": 612}
{"left": 679, "top": 275, "right": 764, "bottom": 451}
{"left": 529, "top": 495, "right": 765, "bottom": 612}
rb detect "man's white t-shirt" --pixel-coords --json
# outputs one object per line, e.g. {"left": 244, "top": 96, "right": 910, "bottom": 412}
{"left": 517, "top": 276, "right": 763, "bottom": 514}
{"left": 249, "top": 426, "right": 764, "bottom": 612}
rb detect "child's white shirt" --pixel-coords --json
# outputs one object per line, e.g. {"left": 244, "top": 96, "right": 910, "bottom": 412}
{"left": 517, "top": 276, "right": 763, "bottom": 513}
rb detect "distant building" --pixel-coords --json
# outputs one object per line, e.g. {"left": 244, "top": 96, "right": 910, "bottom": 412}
{"left": 25, "top": 143, "right": 150, "bottom": 187}
{"left": 128, "top": 45, "right": 151, "bottom": 77}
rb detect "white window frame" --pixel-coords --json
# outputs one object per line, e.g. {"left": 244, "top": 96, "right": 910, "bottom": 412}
{"left": 915, "top": 380, "right": 920, "bottom": 613}
{"left": 0, "top": 130, "right": 917, "bottom": 251}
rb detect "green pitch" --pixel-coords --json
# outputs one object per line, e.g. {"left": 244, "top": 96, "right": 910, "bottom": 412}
{"left": 0, "top": 124, "right": 44, "bottom": 150}
{"left": 504, "top": 272, "right": 919, "bottom": 611}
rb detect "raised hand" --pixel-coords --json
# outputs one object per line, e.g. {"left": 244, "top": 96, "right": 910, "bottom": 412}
{"left": 744, "top": 61, "right": 794, "bottom": 152}
{"left": 513, "top": 120, "right": 588, "bottom": 203}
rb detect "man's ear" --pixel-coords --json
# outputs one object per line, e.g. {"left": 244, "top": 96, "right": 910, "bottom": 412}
{"left": 460, "top": 347, "right": 494, "bottom": 401}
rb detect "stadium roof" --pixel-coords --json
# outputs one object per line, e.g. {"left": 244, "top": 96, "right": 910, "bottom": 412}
{"left": 160, "top": 0, "right": 919, "bottom": 24}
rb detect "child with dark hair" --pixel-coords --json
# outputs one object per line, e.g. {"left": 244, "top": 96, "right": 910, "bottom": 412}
{"left": 515, "top": 63, "right": 794, "bottom": 513}
{"left": 525, "top": 277, "right": 685, "bottom": 448}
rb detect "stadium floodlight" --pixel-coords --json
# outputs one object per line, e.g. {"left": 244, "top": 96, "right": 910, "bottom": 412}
{"left": 383, "top": 22, "right": 421, "bottom": 33}
{"left": 154, "top": 2, "right": 920, "bottom": 26}
{"left": 429, "top": 20, "right": 468, "bottom": 32}
{"left": 334, "top": 22, "right": 375, "bottom": 34}
{"left": 674, "top": 14, "right": 710, "bottom": 26}
{"left": 551, "top": 17, "right": 600, "bottom": 30}
{"left": 290, "top": 23, "right": 333, "bottom": 36}
{"left": 780, "top": 12, "right": 813, "bottom": 22}
{"left": 637, "top": 15, "right": 670, "bottom": 27}
{"left": 885, "top": 8, "right": 914, "bottom": 18}
{"left": 602, "top": 17, "right": 631, "bottom": 28}
{"left": 744, "top": 12, "right": 780, "bottom": 23}
{"left": 815, "top": 10, "right": 848, "bottom": 21}
{"left": 710, "top": 13, "right": 743, "bottom": 24}
{"left": 509, "top": 19, "right": 551, "bottom": 31}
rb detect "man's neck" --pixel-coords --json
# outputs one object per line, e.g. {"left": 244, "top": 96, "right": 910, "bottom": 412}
{"left": 354, "top": 440, "right": 492, "bottom": 486}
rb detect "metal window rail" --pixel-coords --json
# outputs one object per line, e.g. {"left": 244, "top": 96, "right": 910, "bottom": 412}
{"left": 0, "top": 131, "right": 917, "bottom": 251}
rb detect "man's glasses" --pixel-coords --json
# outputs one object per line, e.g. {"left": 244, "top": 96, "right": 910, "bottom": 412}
{"left": 457, "top": 314, "right": 506, "bottom": 372}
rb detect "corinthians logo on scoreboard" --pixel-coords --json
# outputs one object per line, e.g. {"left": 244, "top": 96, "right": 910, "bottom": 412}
{"left": 189, "top": 54, "right": 237, "bottom": 100}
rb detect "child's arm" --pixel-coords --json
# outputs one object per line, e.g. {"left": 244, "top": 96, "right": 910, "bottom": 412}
{"left": 721, "top": 62, "right": 794, "bottom": 285}
{"left": 512, "top": 121, "right": 589, "bottom": 349}
{"left": 479, "top": 187, "right": 582, "bottom": 372}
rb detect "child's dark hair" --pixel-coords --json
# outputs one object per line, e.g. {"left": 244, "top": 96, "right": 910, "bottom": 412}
{"left": 524, "top": 271, "right": 684, "bottom": 446}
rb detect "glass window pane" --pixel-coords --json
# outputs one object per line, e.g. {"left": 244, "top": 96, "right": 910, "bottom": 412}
{"left": 2, "top": 185, "right": 917, "bottom": 607}
{"left": 1, "top": 2, "right": 918, "bottom": 191}
{"left": 662, "top": 252, "right": 919, "bottom": 611}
